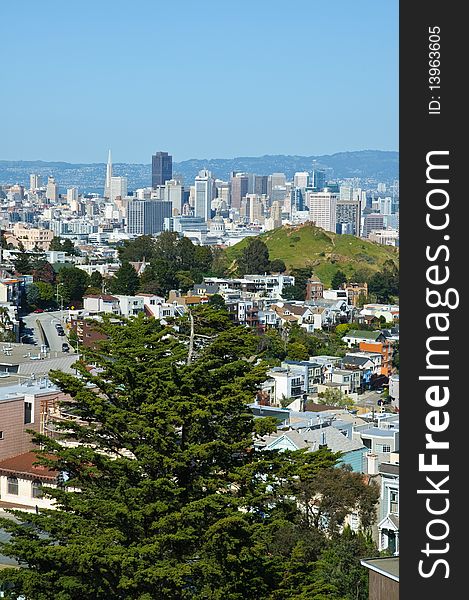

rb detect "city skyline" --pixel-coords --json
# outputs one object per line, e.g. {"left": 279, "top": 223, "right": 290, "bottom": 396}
{"left": 0, "top": 0, "right": 398, "bottom": 164}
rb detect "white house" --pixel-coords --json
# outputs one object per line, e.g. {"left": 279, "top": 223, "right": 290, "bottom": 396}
{"left": 83, "top": 294, "right": 120, "bottom": 315}
{"left": 262, "top": 367, "right": 306, "bottom": 406}
{"left": 0, "top": 451, "right": 58, "bottom": 512}
{"left": 114, "top": 295, "right": 145, "bottom": 317}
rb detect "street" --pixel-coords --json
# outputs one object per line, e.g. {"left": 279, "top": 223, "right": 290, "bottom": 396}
{"left": 21, "top": 310, "right": 76, "bottom": 354}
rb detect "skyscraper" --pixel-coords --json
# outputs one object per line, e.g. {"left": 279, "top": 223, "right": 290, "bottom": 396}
{"left": 311, "top": 169, "right": 327, "bottom": 191}
{"left": 104, "top": 150, "right": 112, "bottom": 199}
{"left": 67, "top": 187, "right": 79, "bottom": 204}
{"left": 110, "top": 176, "right": 128, "bottom": 202}
{"left": 336, "top": 200, "right": 361, "bottom": 236}
{"left": 194, "top": 170, "right": 213, "bottom": 222}
{"left": 29, "top": 174, "right": 41, "bottom": 191}
{"left": 230, "top": 173, "right": 249, "bottom": 210}
{"left": 152, "top": 152, "right": 172, "bottom": 188}
{"left": 46, "top": 176, "right": 58, "bottom": 202}
{"left": 294, "top": 172, "right": 310, "bottom": 188}
{"left": 306, "top": 191, "right": 338, "bottom": 233}
{"left": 127, "top": 200, "right": 172, "bottom": 235}
{"left": 164, "top": 179, "right": 185, "bottom": 215}
{"left": 253, "top": 175, "right": 268, "bottom": 196}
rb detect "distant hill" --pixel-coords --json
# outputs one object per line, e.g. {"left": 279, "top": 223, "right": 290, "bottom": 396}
{"left": 0, "top": 150, "right": 398, "bottom": 192}
{"left": 224, "top": 223, "right": 399, "bottom": 287}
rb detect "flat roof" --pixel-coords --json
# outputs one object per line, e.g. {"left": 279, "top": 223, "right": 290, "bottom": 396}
{"left": 360, "top": 557, "right": 399, "bottom": 581}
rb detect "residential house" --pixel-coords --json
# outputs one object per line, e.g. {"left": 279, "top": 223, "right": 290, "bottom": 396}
{"left": 113, "top": 295, "right": 145, "bottom": 317}
{"left": 360, "top": 303, "right": 399, "bottom": 323}
{"left": 342, "top": 330, "right": 387, "bottom": 348}
{"left": 359, "top": 339, "right": 393, "bottom": 377}
{"left": 342, "top": 282, "right": 368, "bottom": 306}
{"left": 324, "top": 367, "right": 361, "bottom": 394}
{"left": 306, "top": 297, "right": 355, "bottom": 325}
{"left": 0, "top": 279, "right": 22, "bottom": 305}
{"left": 83, "top": 294, "right": 120, "bottom": 315}
{"left": 273, "top": 303, "right": 323, "bottom": 332}
{"left": 341, "top": 352, "right": 383, "bottom": 389}
{"left": 282, "top": 360, "right": 324, "bottom": 393}
{"left": 0, "top": 451, "right": 58, "bottom": 511}
{"left": 260, "top": 425, "right": 368, "bottom": 473}
{"left": 353, "top": 415, "right": 399, "bottom": 463}
{"left": 262, "top": 367, "right": 306, "bottom": 406}
{"left": 376, "top": 456, "right": 400, "bottom": 554}
{"left": 305, "top": 275, "right": 324, "bottom": 301}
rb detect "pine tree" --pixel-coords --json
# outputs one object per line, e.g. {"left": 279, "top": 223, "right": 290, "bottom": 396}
{"left": 237, "top": 238, "right": 270, "bottom": 276}
{"left": 108, "top": 262, "right": 140, "bottom": 295}
{"left": 0, "top": 314, "right": 378, "bottom": 599}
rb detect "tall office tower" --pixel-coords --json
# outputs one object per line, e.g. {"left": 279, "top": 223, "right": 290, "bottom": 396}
{"left": 306, "top": 191, "right": 338, "bottom": 233}
{"left": 230, "top": 172, "right": 249, "bottom": 209}
{"left": 215, "top": 180, "right": 230, "bottom": 203}
{"left": 311, "top": 169, "right": 326, "bottom": 191}
{"left": 290, "top": 188, "right": 305, "bottom": 212}
{"left": 152, "top": 151, "right": 172, "bottom": 188}
{"left": 294, "top": 171, "right": 310, "bottom": 188}
{"left": 246, "top": 194, "right": 265, "bottom": 224}
{"left": 164, "top": 179, "right": 185, "bottom": 215}
{"left": 194, "top": 170, "right": 213, "bottom": 222}
{"left": 46, "top": 176, "right": 58, "bottom": 202}
{"left": 136, "top": 188, "right": 152, "bottom": 199}
{"left": 377, "top": 182, "right": 387, "bottom": 193}
{"left": 127, "top": 200, "right": 173, "bottom": 235}
{"left": 9, "top": 184, "right": 24, "bottom": 201}
{"left": 29, "top": 174, "right": 41, "bottom": 191}
{"left": 339, "top": 185, "right": 354, "bottom": 201}
{"left": 67, "top": 187, "right": 79, "bottom": 204}
{"left": 264, "top": 200, "right": 282, "bottom": 231}
{"left": 363, "top": 213, "right": 385, "bottom": 238}
{"left": 110, "top": 176, "right": 128, "bottom": 203}
{"left": 267, "top": 173, "right": 286, "bottom": 197}
{"left": 376, "top": 197, "right": 393, "bottom": 215}
{"left": 336, "top": 200, "right": 361, "bottom": 236}
{"left": 104, "top": 149, "right": 112, "bottom": 199}
{"left": 254, "top": 175, "right": 268, "bottom": 196}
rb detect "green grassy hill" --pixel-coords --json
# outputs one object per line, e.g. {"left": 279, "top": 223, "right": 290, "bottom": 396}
{"left": 224, "top": 223, "right": 399, "bottom": 287}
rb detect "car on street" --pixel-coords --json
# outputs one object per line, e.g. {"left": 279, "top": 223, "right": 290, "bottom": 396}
{"left": 61, "top": 343, "right": 69, "bottom": 352}
{"left": 33, "top": 308, "right": 44, "bottom": 313}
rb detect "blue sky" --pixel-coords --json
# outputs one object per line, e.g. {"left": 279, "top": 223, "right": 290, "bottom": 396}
{"left": 0, "top": 0, "right": 398, "bottom": 163}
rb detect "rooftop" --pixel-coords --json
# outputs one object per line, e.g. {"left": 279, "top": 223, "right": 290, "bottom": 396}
{"left": 360, "top": 557, "right": 399, "bottom": 582}
{"left": 0, "top": 452, "right": 57, "bottom": 481}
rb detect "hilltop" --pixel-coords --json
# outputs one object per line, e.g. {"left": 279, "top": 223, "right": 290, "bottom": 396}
{"left": 224, "top": 223, "right": 399, "bottom": 287}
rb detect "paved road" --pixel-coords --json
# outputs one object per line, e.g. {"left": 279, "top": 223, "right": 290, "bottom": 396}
{"left": 22, "top": 310, "right": 76, "bottom": 354}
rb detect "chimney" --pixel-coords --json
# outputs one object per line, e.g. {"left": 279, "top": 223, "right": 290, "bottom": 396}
{"left": 366, "top": 452, "right": 379, "bottom": 475}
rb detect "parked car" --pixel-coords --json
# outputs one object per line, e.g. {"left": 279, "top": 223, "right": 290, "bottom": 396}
{"left": 33, "top": 308, "right": 44, "bottom": 313}
{"left": 61, "top": 343, "right": 69, "bottom": 352}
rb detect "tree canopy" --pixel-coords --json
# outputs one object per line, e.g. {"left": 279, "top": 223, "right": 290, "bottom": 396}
{"left": 0, "top": 313, "right": 379, "bottom": 599}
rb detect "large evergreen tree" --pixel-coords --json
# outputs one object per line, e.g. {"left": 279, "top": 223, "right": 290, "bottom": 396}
{"left": 237, "top": 238, "right": 270, "bottom": 276}
{"left": 108, "top": 262, "right": 140, "bottom": 295}
{"left": 0, "top": 315, "right": 378, "bottom": 599}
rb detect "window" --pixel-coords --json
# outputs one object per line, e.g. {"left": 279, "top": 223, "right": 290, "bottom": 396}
{"left": 0, "top": 431, "right": 3, "bottom": 440}
{"left": 7, "top": 476, "right": 18, "bottom": 495}
{"left": 382, "top": 445, "right": 391, "bottom": 453}
{"left": 32, "top": 480, "right": 43, "bottom": 499}
{"left": 390, "top": 489, "right": 399, "bottom": 514}
{"left": 24, "top": 401, "right": 33, "bottom": 424}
